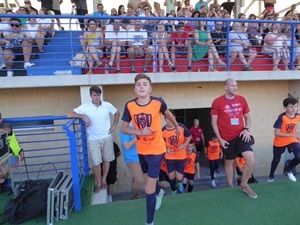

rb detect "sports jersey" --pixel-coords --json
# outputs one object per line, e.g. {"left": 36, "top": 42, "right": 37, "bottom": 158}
{"left": 273, "top": 112, "right": 300, "bottom": 147}
{"left": 189, "top": 126, "right": 204, "bottom": 144}
{"left": 184, "top": 151, "right": 199, "bottom": 174}
{"left": 122, "top": 96, "right": 167, "bottom": 155}
{"left": 207, "top": 140, "right": 221, "bottom": 160}
{"left": 210, "top": 95, "right": 250, "bottom": 141}
{"left": 162, "top": 123, "right": 191, "bottom": 160}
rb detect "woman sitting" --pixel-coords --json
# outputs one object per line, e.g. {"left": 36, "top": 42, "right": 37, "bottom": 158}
{"left": 80, "top": 19, "right": 104, "bottom": 74}
{"left": 262, "top": 23, "right": 290, "bottom": 71}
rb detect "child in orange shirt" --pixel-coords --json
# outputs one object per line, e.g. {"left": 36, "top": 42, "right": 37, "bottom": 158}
{"left": 205, "top": 134, "right": 223, "bottom": 188}
{"left": 183, "top": 141, "right": 200, "bottom": 193}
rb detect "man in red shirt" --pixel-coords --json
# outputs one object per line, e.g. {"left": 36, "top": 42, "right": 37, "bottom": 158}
{"left": 211, "top": 78, "right": 257, "bottom": 199}
{"left": 170, "top": 22, "right": 192, "bottom": 72}
{"left": 189, "top": 119, "right": 205, "bottom": 153}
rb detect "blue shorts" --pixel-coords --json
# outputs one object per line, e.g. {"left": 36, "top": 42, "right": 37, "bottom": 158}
{"left": 166, "top": 159, "right": 186, "bottom": 175}
{"left": 138, "top": 154, "right": 164, "bottom": 179}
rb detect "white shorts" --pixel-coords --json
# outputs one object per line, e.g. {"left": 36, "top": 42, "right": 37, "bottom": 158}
{"left": 88, "top": 136, "right": 114, "bottom": 166}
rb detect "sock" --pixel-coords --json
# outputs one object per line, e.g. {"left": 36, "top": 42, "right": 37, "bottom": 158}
{"left": 155, "top": 181, "right": 160, "bottom": 195}
{"left": 169, "top": 178, "right": 176, "bottom": 191}
{"left": 183, "top": 183, "right": 187, "bottom": 189}
{"left": 146, "top": 192, "right": 156, "bottom": 224}
{"left": 188, "top": 184, "right": 194, "bottom": 193}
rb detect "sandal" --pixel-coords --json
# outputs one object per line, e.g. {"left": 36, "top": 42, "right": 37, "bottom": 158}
{"left": 159, "top": 68, "right": 164, "bottom": 72}
{"left": 272, "top": 68, "right": 281, "bottom": 71}
{"left": 208, "top": 68, "right": 218, "bottom": 72}
{"left": 116, "top": 68, "right": 121, "bottom": 74}
{"left": 86, "top": 71, "right": 93, "bottom": 75}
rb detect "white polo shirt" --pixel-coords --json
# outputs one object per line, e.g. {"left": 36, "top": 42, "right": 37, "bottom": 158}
{"left": 74, "top": 100, "right": 117, "bottom": 140}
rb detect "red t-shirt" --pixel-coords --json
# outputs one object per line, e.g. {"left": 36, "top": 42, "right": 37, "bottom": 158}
{"left": 210, "top": 95, "right": 250, "bottom": 141}
{"left": 189, "top": 126, "right": 204, "bottom": 144}
{"left": 171, "top": 31, "right": 189, "bottom": 46}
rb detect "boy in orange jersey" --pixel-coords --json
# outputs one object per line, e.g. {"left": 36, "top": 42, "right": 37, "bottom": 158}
{"left": 205, "top": 134, "right": 223, "bottom": 188}
{"left": 268, "top": 97, "right": 300, "bottom": 182}
{"left": 162, "top": 109, "right": 192, "bottom": 195}
{"left": 121, "top": 74, "right": 180, "bottom": 225}
{"left": 182, "top": 141, "right": 200, "bottom": 193}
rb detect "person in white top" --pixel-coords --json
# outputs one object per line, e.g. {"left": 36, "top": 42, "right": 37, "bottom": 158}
{"left": 68, "top": 85, "right": 120, "bottom": 193}
{"left": 38, "top": 7, "right": 55, "bottom": 38}
{"left": 164, "top": 0, "right": 177, "bottom": 15}
{"left": 127, "top": 19, "right": 153, "bottom": 73}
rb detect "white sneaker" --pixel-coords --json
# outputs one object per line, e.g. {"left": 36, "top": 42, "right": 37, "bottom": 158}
{"left": 7, "top": 71, "right": 13, "bottom": 77}
{"left": 107, "top": 194, "right": 113, "bottom": 202}
{"left": 155, "top": 189, "right": 165, "bottom": 210}
{"left": 211, "top": 180, "right": 216, "bottom": 188}
{"left": 267, "top": 178, "right": 274, "bottom": 183}
{"left": 286, "top": 171, "right": 297, "bottom": 182}
{"left": 0, "top": 63, "right": 5, "bottom": 69}
{"left": 24, "top": 62, "right": 35, "bottom": 69}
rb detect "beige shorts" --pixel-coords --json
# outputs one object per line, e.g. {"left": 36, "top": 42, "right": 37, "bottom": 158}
{"left": 88, "top": 136, "right": 114, "bottom": 166}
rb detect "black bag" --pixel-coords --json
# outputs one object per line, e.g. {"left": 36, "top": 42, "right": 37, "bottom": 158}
{"left": 3, "top": 180, "right": 49, "bottom": 224}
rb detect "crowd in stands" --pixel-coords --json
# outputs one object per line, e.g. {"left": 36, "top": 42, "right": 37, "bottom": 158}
{"left": 1, "top": 0, "right": 300, "bottom": 76}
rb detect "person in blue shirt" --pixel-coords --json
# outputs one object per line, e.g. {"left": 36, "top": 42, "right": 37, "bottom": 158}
{"left": 92, "top": 4, "right": 109, "bottom": 26}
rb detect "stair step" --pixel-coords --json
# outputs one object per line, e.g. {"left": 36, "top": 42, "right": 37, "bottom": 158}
{"left": 26, "top": 65, "right": 83, "bottom": 76}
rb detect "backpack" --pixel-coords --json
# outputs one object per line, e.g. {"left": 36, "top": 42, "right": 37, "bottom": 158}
{"left": 69, "top": 52, "right": 86, "bottom": 67}
{"left": 3, "top": 180, "right": 49, "bottom": 224}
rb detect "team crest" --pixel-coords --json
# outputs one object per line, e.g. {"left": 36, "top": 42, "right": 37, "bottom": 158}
{"left": 134, "top": 113, "right": 152, "bottom": 130}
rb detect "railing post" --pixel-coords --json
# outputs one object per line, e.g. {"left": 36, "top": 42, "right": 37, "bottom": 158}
{"left": 79, "top": 119, "right": 89, "bottom": 176}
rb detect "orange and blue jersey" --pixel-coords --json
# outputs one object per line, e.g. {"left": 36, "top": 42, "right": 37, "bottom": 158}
{"left": 122, "top": 96, "right": 167, "bottom": 155}
{"left": 273, "top": 112, "right": 300, "bottom": 147}
{"left": 160, "top": 157, "right": 168, "bottom": 173}
{"left": 162, "top": 123, "right": 191, "bottom": 160}
{"left": 184, "top": 151, "right": 199, "bottom": 174}
{"left": 233, "top": 156, "right": 245, "bottom": 168}
{"left": 206, "top": 140, "right": 221, "bottom": 160}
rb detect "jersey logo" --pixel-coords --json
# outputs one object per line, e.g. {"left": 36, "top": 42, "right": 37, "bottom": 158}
{"left": 134, "top": 113, "right": 152, "bottom": 130}
{"left": 168, "top": 135, "right": 179, "bottom": 147}
{"left": 286, "top": 123, "right": 296, "bottom": 133}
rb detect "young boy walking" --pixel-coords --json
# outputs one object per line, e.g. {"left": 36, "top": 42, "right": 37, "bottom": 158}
{"left": 268, "top": 97, "right": 300, "bottom": 182}
{"left": 121, "top": 73, "right": 180, "bottom": 225}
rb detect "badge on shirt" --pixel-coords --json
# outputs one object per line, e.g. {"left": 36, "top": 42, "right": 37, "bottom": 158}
{"left": 231, "top": 117, "right": 239, "bottom": 125}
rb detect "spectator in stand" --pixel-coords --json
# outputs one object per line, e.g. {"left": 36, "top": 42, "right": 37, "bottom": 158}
{"left": 262, "top": 22, "right": 290, "bottom": 71}
{"left": 38, "top": 7, "right": 55, "bottom": 37}
{"left": 0, "top": 10, "right": 14, "bottom": 69}
{"left": 247, "top": 14, "right": 261, "bottom": 46}
{"left": 229, "top": 21, "right": 257, "bottom": 71}
{"left": 25, "top": 9, "right": 45, "bottom": 53}
{"left": 211, "top": 21, "right": 227, "bottom": 56}
{"left": 52, "top": 0, "right": 64, "bottom": 30}
{"left": 195, "top": 0, "right": 208, "bottom": 12}
{"left": 260, "top": 13, "right": 274, "bottom": 41}
{"left": 169, "top": 9, "right": 176, "bottom": 17}
{"left": 184, "top": 11, "right": 200, "bottom": 37}
{"left": 37, "top": 0, "right": 53, "bottom": 11}
{"left": 151, "top": 22, "right": 174, "bottom": 72}
{"left": 285, "top": 4, "right": 298, "bottom": 15}
{"left": 71, "top": 0, "right": 88, "bottom": 31}
{"left": 282, "top": 27, "right": 300, "bottom": 70}
{"left": 80, "top": 19, "right": 104, "bottom": 75}
{"left": 24, "top": 0, "right": 38, "bottom": 13}
{"left": 2, "top": 18, "right": 35, "bottom": 77}
{"left": 15, "top": 6, "right": 30, "bottom": 28}
{"left": 170, "top": 22, "right": 192, "bottom": 72}
{"left": 104, "top": 18, "right": 127, "bottom": 74}
{"left": 153, "top": 2, "right": 162, "bottom": 17}
{"left": 164, "top": 0, "right": 176, "bottom": 15}
{"left": 92, "top": 4, "right": 109, "bottom": 26}
{"left": 119, "top": 124, "right": 143, "bottom": 200}
{"left": 127, "top": 0, "right": 140, "bottom": 13}
{"left": 209, "top": 0, "right": 221, "bottom": 12}
{"left": 182, "top": 0, "right": 194, "bottom": 15}
{"left": 176, "top": 1, "right": 183, "bottom": 13}
{"left": 221, "top": 0, "right": 235, "bottom": 17}
{"left": 118, "top": 5, "right": 126, "bottom": 16}
{"left": 205, "top": 134, "right": 222, "bottom": 188}
{"left": 107, "top": 8, "right": 118, "bottom": 25}
{"left": 264, "top": 0, "right": 276, "bottom": 14}
{"left": 189, "top": 119, "right": 205, "bottom": 153}
{"left": 237, "top": 13, "right": 247, "bottom": 30}
{"left": 192, "top": 18, "right": 226, "bottom": 72}
{"left": 206, "top": 6, "right": 219, "bottom": 32}
{"left": 221, "top": 11, "right": 232, "bottom": 32}
{"left": 127, "top": 19, "right": 153, "bottom": 73}
{"left": 183, "top": 141, "right": 200, "bottom": 193}
{"left": 123, "top": 6, "right": 136, "bottom": 26}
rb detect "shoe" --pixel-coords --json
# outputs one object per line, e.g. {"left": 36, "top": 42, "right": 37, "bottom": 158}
{"left": 215, "top": 169, "right": 220, "bottom": 174}
{"left": 130, "top": 68, "right": 136, "bottom": 73}
{"left": 267, "top": 177, "right": 274, "bottom": 182}
{"left": 24, "top": 62, "right": 35, "bottom": 69}
{"left": 145, "top": 222, "right": 154, "bottom": 225}
{"left": 286, "top": 171, "right": 297, "bottom": 182}
{"left": 116, "top": 68, "right": 121, "bottom": 74}
{"left": 211, "top": 180, "right": 216, "bottom": 188}
{"left": 104, "top": 64, "right": 112, "bottom": 71}
{"left": 0, "top": 63, "right": 5, "bottom": 69}
{"left": 159, "top": 68, "right": 164, "bottom": 72}
{"left": 177, "top": 182, "right": 184, "bottom": 193}
{"left": 187, "top": 66, "right": 192, "bottom": 72}
{"left": 239, "top": 184, "right": 257, "bottom": 199}
{"left": 107, "top": 194, "right": 113, "bottom": 202}
{"left": 242, "top": 66, "right": 252, "bottom": 71}
{"left": 7, "top": 71, "right": 14, "bottom": 77}
{"left": 143, "top": 68, "right": 148, "bottom": 73}
{"left": 155, "top": 189, "right": 165, "bottom": 210}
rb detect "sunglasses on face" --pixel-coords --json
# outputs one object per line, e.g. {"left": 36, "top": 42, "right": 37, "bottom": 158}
{"left": 11, "top": 24, "right": 20, "bottom": 27}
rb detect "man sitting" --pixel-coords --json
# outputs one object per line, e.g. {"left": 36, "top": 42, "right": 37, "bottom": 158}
{"left": 2, "top": 18, "right": 35, "bottom": 77}
{"left": 127, "top": 19, "right": 152, "bottom": 73}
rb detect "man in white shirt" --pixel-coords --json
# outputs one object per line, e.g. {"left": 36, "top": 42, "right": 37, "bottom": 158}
{"left": 127, "top": 19, "right": 152, "bottom": 73}
{"left": 68, "top": 85, "right": 120, "bottom": 193}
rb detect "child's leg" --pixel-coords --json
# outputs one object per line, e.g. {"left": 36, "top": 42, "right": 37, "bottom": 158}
{"left": 285, "top": 143, "right": 300, "bottom": 172}
{"left": 269, "top": 146, "right": 285, "bottom": 178}
{"left": 208, "top": 160, "right": 215, "bottom": 180}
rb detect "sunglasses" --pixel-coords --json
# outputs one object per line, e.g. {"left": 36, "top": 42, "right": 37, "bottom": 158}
{"left": 24, "top": 1, "right": 30, "bottom": 3}
{"left": 11, "top": 24, "right": 20, "bottom": 27}
{"left": 144, "top": 8, "right": 150, "bottom": 10}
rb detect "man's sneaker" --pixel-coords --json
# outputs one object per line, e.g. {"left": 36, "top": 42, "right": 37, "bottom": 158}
{"left": 239, "top": 184, "right": 257, "bottom": 199}
{"left": 155, "top": 189, "right": 165, "bottom": 210}
{"left": 145, "top": 222, "right": 154, "bottom": 225}
{"left": 7, "top": 71, "right": 13, "bottom": 77}
{"left": 24, "top": 62, "right": 35, "bottom": 69}
{"left": 267, "top": 178, "right": 274, "bottom": 182}
{"left": 143, "top": 68, "right": 148, "bottom": 73}
{"left": 107, "top": 194, "right": 113, "bottom": 202}
{"left": 130, "top": 68, "right": 136, "bottom": 73}
{"left": 211, "top": 180, "right": 216, "bottom": 188}
{"left": 286, "top": 171, "right": 297, "bottom": 182}
{"left": 104, "top": 64, "right": 112, "bottom": 71}
{"left": 187, "top": 66, "right": 192, "bottom": 72}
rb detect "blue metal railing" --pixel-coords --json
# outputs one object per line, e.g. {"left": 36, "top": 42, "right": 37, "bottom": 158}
{"left": 3, "top": 115, "right": 88, "bottom": 211}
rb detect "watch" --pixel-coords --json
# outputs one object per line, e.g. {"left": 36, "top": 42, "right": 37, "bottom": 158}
{"left": 244, "top": 127, "right": 250, "bottom": 132}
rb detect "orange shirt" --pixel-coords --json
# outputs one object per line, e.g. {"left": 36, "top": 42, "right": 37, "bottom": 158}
{"left": 163, "top": 123, "right": 191, "bottom": 160}
{"left": 207, "top": 140, "right": 221, "bottom": 160}
{"left": 184, "top": 151, "right": 199, "bottom": 174}
{"left": 273, "top": 113, "right": 300, "bottom": 147}
{"left": 233, "top": 157, "right": 245, "bottom": 168}
{"left": 122, "top": 96, "right": 167, "bottom": 155}
{"left": 160, "top": 157, "right": 168, "bottom": 173}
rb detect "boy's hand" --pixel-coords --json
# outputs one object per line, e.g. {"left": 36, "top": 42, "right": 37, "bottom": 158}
{"left": 141, "top": 127, "right": 152, "bottom": 135}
